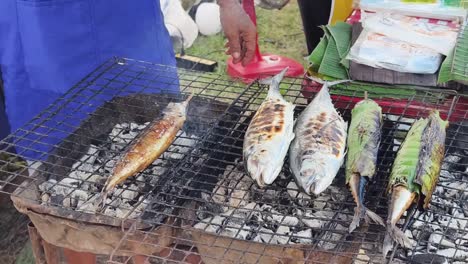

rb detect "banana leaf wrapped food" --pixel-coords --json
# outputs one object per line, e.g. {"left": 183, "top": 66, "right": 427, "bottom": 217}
{"left": 383, "top": 110, "right": 448, "bottom": 257}
{"left": 345, "top": 94, "right": 385, "bottom": 233}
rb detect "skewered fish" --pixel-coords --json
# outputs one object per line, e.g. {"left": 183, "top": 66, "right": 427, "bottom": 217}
{"left": 345, "top": 92, "right": 385, "bottom": 233}
{"left": 243, "top": 68, "right": 295, "bottom": 187}
{"left": 98, "top": 93, "right": 193, "bottom": 206}
{"left": 383, "top": 110, "right": 448, "bottom": 257}
{"left": 289, "top": 80, "right": 348, "bottom": 196}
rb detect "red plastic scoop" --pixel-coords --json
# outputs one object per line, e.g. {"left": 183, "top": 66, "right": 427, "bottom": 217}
{"left": 226, "top": 0, "right": 304, "bottom": 82}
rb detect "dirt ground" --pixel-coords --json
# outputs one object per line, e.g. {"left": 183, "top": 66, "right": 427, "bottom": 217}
{"left": 0, "top": 192, "right": 31, "bottom": 264}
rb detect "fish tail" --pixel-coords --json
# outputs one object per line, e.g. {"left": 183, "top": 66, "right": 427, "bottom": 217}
{"left": 382, "top": 230, "right": 393, "bottom": 257}
{"left": 382, "top": 224, "right": 413, "bottom": 257}
{"left": 94, "top": 189, "right": 109, "bottom": 211}
{"left": 95, "top": 178, "right": 113, "bottom": 210}
{"left": 349, "top": 206, "right": 363, "bottom": 233}
{"left": 185, "top": 91, "right": 195, "bottom": 104}
{"left": 349, "top": 206, "right": 384, "bottom": 233}
{"left": 364, "top": 208, "right": 385, "bottom": 227}
{"left": 259, "top": 67, "right": 289, "bottom": 96}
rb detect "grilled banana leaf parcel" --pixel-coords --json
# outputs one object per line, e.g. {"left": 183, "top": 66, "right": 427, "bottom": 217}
{"left": 383, "top": 110, "right": 448, "bottom": 257}
{"left": 345, "top": 96, "right": 385, "bottom": 233}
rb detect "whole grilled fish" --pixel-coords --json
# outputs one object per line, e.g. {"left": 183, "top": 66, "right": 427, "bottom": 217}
{"left": 346, "top": 93, "right": 385, "bottom": 233}
{"left": 243, "top": 68, "right": 295, "bottom": 187}
{"left": 383, "top": 110, "right": 448, "bottom": 257}
{"left": 99, "top": 93, "right": 193, "bottom": 206}
{"left": 289, "top": 81, "right": 348, "bottom": 196}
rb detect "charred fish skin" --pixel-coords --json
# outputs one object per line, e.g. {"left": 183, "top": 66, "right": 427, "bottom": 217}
{"left": 99, "top": 94, "right": 193, "bottom": 205}
{"left": 243, "top": 68, "right": 295, "bottom": 187}
{"left": 289, "top": 81, "right": 348, "bottom": 196}
{"left": 383, "top": 111, "right": 448, "bottom": 257}
{"left": 346, "top": 98, "right": 385, "bottom": 233}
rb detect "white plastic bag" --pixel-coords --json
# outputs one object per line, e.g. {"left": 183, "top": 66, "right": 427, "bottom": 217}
{"left": 362, "top": 12, "right": 460, "bottom": 55}
{"left": 160, "top": 0, "right": 199, "bottom": 49}
{"left": 358, "top": 0, "right": 467, "bottom": 21}
{"left": 347, "top": 29, "right": 443, "bottom": 74}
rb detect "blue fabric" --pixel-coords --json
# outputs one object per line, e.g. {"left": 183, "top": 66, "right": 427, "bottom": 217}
{"left": 0, "top": 0, "right": 179, "bottom": 160}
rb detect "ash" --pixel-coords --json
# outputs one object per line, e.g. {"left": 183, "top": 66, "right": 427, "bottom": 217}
{"left": 395, "top": 153, "right": 468, "bottom": 263}
{"left": 194, "top": 161, "right": 351, "bottom": 247}
{"left": 38, "top": 122, "right": 199, "bottom": 219}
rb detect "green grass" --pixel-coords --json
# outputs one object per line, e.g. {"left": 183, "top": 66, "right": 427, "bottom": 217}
{"left": 186, "top": 2, "right": 308, "bottom": 75}
{"left": 15, "top": 242, "right": 34, "bottom": 264}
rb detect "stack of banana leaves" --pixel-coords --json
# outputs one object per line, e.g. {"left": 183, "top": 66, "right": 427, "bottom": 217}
{"left": 438, "top": 22, "right": 468, "bottom": 85}
{"left": 305, "top": 22, "right": 453, "bottom": 102}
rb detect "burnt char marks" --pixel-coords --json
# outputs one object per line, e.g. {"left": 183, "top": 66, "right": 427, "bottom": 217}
{"left": 299, "top": 113, "right": 346, "bottom": 158}
{"left": 249, "top": 102, "right": 286, "bottom": 137}
{"left": 318, "top": 112, "right": 327, "bottom": 123}
{"left": 274, "top": 103, "right": 284, "bottom": 112}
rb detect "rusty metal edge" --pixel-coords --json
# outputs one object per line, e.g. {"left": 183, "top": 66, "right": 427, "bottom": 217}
{"left": 10, "top": 178, "right": 153, "bottom": 230}
{"left": 189, "top": 227, "right": 360, "bottom": 264}
{"left": 20, "top": 208, "right": 176, "bottom": 257}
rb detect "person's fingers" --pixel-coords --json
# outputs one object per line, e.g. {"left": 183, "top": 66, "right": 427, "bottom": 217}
{"left": 226, "top": 34, "right": 242, "bottom": 64}
{"left": 241, "top": 31, "right": 257, "bottom": 66}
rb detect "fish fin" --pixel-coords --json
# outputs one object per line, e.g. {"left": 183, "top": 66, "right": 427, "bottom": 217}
{"left": 260, "top": 68, "right": 289, "bottom": 97}
{"left": 349, "top": 206, "right": 363, "bottom": 233}
{"left": 94, "top": 190, "right": 109, "bottom": 211}
{"left": 349, "top": 206, "right": 384, "bottom": 233}
{"left": 364, "top": 208, "right": 385, "bottom": 227}
{"left": 259, "top": 67, "right": 289, "bottom": 85}
{"left": 382, "top": 231, "right": 393, "bottom": 257}
{"left": 185, "top": 91, "right": 195, "bottom": 104}
{"left": 382, "top": 224, "right": 413, "bottom": 257}
{"left": 305, "top": 76, "right": 351, "bottom": 87}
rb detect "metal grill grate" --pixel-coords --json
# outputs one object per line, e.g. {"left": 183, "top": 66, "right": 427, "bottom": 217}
{"left": 0, "top": 58, "right": 467, "bottom": 264}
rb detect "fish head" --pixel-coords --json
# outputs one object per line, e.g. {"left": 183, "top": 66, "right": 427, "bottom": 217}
{"left": 300, "top": 156, "right": 343, "bottom": 195}
{"left": 245, "top": 149, "right": 283, "bottom": 187}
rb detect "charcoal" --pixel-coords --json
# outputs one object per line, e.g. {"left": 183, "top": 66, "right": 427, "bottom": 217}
{"left": 286, "top": 181, "right": 312, "bottom": 207}
{"left": 120, "top": 184, "right": 138, "bottom": 201}
{"left": 411, "top": 254, "right": 448, "bottom": 264}
{"left": 104, "top": 208, "right": 117, "bottom": 217}
{"left": 354, "top": 250, "right": 371, "bottom": 264}
{"left": 41, "top": 193, "right": 50, "bottom": 204}
{"left": 63, "top": 197, "right": 72, "bottom": 208}
{"left": 437, "top": 248, "right": 468, "bottom": 260}
{"left": 253, "top": 228, "right": 274, "bottom": 243}
{"left": 193, "top": 221, "right": 218, "bottom": 233}
{"left": 442, "top": 155, "right": 462, "bottom": 170}
{"left": 38, "top": 179, "right": 57, "bottom": 193}
{"left": 294, "top": 229, "right": 312, "bottom": 244}
{"left": 50, "top": 194, "right": 64, "bottom": 206}
{"left": 235, "top": 226, "right": 251, "bottom": 240}
{"left": 276, "top": 216, "right": 300, "bottom": 226}
{"left": 301, "top": 212, "right": 326, "bottom": 229}
{"left": 76, "top": 194, "right": 98, "bottom": 213}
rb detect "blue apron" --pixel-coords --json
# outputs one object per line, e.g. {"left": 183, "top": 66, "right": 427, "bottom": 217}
{"left": 0, "top": 0, "right": 179, "bottom": 160}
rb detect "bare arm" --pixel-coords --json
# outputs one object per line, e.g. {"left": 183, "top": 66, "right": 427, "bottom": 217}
{"left": 219, "top": 0, "right": 257, "bottom": 66}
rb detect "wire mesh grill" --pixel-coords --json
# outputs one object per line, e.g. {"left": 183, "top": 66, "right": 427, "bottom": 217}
{"left": 0, "top": 58, "right": 467, "bottom": 264}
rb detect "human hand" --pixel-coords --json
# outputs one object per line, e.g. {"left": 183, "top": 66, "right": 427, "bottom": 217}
{"left": 219, "top": 0, "right": 257, "bottom": 66}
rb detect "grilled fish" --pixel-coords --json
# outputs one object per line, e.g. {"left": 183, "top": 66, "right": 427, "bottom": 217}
{"left": 346, "top": 93, "right": 385, "bottom": 233}
{"left": 382, "top": 110, "right": 448, "bottom": 257}
{"left": 99, "top": 93, "right": 193, "bottom": 205}
{"left": 243, "top": 68, "right": 295, "bottom": 187}
{"left": 289, "top": 80, "right": 348, "bottom": 196}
